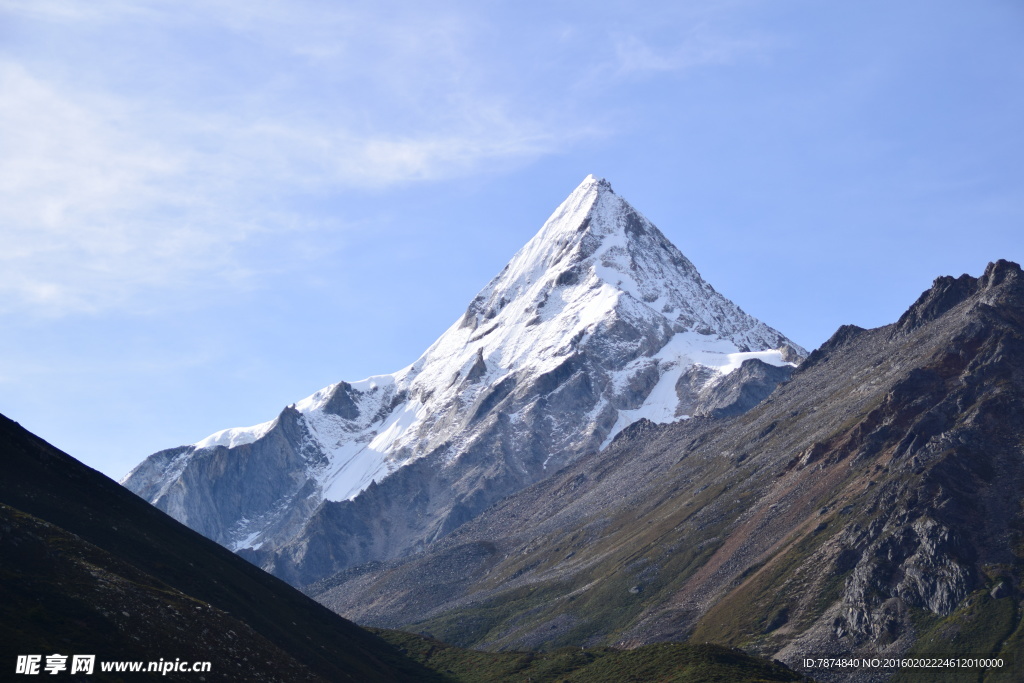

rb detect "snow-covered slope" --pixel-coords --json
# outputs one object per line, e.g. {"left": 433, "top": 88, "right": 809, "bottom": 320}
{"left": 123, "top": 175, "right": 804, "bottom": 585}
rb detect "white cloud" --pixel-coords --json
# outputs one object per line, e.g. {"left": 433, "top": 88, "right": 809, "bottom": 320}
{"left": 0, "top": 63, "right": 245, "bottom": 314}
{"left": 0, "top": 39, "right": 574, "bottom": 316}
{"left": 0, "top": 0, "right": 763, "bottom": 316}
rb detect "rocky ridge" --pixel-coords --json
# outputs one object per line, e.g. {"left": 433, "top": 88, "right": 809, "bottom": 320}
{"left": 311, "top": 260, "right": 1024, "bottom": 682}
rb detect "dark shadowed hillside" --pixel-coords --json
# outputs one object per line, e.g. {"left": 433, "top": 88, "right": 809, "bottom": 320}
{"left": 0, "top": 413, "right": 440, "bottom": 682}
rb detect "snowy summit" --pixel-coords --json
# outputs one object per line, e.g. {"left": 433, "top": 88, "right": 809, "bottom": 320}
{"left": 122, "top": 176, "right": 804, "bottom": 583}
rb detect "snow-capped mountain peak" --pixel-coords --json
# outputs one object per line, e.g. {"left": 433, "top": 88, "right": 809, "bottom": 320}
{"left": 408, "top": 174, "right": 787, "bottom": 388}
{"left": 122, "top": 176, "right": 804, "bottom": 581}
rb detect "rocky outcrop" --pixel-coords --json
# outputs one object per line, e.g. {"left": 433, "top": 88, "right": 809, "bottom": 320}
{"left": 695, "top": 359, "right": 794, "bottom": 419}
{"left": 834, "top": 517, "right": 974, "bottom": 643}
{"left": 894, "top": 258, "right": 1022, "bottom": 334}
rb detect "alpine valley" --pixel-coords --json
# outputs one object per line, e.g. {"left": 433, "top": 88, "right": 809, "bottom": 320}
{"left": 118, "top": 175, "right": 1024, "bottom": 681}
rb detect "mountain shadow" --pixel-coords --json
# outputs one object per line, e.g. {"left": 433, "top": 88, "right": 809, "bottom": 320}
{"left": 0, "top": 412, "right": 443, "bottom": 682}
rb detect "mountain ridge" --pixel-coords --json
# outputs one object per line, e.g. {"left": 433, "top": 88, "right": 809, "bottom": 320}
{"left": 310, "top": 260, "right": 1024, "bottom": 681}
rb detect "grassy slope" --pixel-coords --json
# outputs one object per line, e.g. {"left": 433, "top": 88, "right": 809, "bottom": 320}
{"left": 373, "top": 629, "right": 809, "bottom": 683}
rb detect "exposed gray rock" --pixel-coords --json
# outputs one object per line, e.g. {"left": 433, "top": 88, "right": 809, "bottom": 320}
{"left": 695, "top": 359, "right": 793, "bottom": 419}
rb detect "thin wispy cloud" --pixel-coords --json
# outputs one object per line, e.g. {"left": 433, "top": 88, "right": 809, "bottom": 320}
{"left": 0, "top": 58, "right": 282, "bottom": 312}
{"left": 0, "top": 0, "right": 764, "bottom": 316}
{"left": 611, "top": 30, "right": 767, "bottom": 76}
{"left": 0, "top": 0, "right": 157, "bottom": 22}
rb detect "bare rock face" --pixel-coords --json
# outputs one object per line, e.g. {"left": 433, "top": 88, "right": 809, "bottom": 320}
{"left": 309, "top": 261, "right": 1024, "bottom": 680}
{"left": 835, "top": 517, "right": 974, "bottom": 643}
{"left": 122, "top": 176, "right": 803, "bottom": 587}
{"left": 695, "top": 359, "right": 794, "bottom": 419}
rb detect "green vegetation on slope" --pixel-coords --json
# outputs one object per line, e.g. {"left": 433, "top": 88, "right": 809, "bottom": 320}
{"left": 373, "top": 629, "right": 810, "bottom": 683}
{"left": 892, "top": 586, "right": 1023, "bottom": 683}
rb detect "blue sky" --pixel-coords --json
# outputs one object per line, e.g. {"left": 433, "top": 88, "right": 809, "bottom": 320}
{"left": 2, "top": 0, "right": 1022, "bottom": 480}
